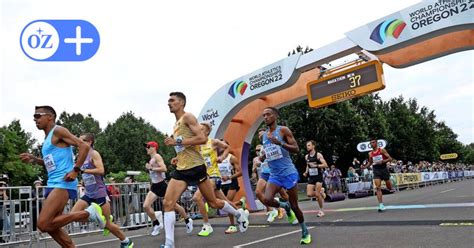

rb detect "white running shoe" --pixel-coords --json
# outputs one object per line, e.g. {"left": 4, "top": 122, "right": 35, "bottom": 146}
{"left": 85, "top": 203, "right": 106, "bottom": 228}
{"left": 185, "top": 218, "right": 193, "bottom": 234}
{"left": 316, "top": 210, "right": 325, "bottom": 217}
{"left": 266, "top": 209, "right": 278, "bottom": 223}
{"left": 237, "top": 208, "right": 249, "bottom": 233}
{"left": 151, "top": 224, "right": 162, "bottom": 236}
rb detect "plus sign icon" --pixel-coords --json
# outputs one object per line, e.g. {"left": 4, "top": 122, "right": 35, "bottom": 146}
{"left": 20, "top": 20, "right": 100, "bottom": 61}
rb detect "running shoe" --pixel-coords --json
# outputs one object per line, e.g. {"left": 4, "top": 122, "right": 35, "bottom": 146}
{"left": 185, "top": 218, "right": 193, "bottom": 234}
{"left": 316, "top": 210, "right": 325, "bottom": 217}
{"left": 120, "top": 240, "right": 134, "bottom": 248}
{"left": 287, "top": 210, "right": 298, "bottom": 225}
{"left": 240, "top": 197, "right": 247, "bottom": 210}
{"left": 159, "top": 245, "right": 172, "bottom": 248}
{"left": 85, "top": 203, "right": 106, "bottom": 228}
{"left": 378, "top": 203, "right": 386, "bottom": 212}
{"left": 277, "top": 208, "right": 284, "bottom": 219}
{"left": 225, "top": 225, "right": 238, "bottom": 234}
{"left": 300, "top": 233, "right": 312, "bottom": 245}
{"left": 266, "top": 209, "right": 278, "bottom": 223}
{"left": 151, "top": 223, "right": 163, "bottom": 236}
{"left": 198, "top": 224, "right": 213, "bottom": 237}
{"left": 237, "top": 208, "right": 249, "bottom": 232}
{"left": 103, "top": 215, "right": 113, "bottom": 236}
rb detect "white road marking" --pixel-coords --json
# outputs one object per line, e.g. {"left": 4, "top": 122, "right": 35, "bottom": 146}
{"left": 76, "top": 233, "right": 147, "bottom": 247}
{"left": 233, "top": 227, "right": 315, "bottom": 247}
{"left": 440, "top": 188, "right": 455, "bottom": 194}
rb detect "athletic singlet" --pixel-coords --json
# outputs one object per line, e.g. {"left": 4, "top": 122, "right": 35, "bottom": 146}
{"left": 307, "top": 152, "right": 323, "bottom": 177}
{"left": 81, "top": 149, "right": 107, "bottom": 198}
{"left": 370, "top": 148, "right": 388, "bottom": 169}
{"left": 173, "top": 116, "right": 204, "bottom": 170}
{"left": 200, "top": 138, "right": 220, "bottom": 177}
{"left": 41, "top": 125, "right": 77, "bottom": 190}
{"left": 262, "top": 126, "right": 297, "bottom": 176}
{"left": 149, "top": 156, "right": 166, "bottom": 183}
{"left": 218, "top": 155, "right": 233, "bottom": 185}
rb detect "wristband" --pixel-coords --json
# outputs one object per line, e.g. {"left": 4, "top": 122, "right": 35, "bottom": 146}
{"left": 73, "top": 166, "right": 82, "bottom": 173}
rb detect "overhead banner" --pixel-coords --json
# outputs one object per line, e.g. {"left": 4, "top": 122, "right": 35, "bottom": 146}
{"left": 345, "top": 0, "right": 474, "bottom": 52}
{"left": 357, "top": 139, "right": 387, "bottom": 152}
{"left": 440, "top": 153, "right": 458, "bottom": 160}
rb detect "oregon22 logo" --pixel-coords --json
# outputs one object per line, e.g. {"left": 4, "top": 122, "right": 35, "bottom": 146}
{"left": 370, "top": 19, "right": 406, "bottom": 45}
{"left": 20, "top": 20, "right": 100, "bottom": 61}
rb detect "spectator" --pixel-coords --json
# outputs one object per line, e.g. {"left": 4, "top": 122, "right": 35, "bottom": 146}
{"left": 31, "top": 179, "right": 43, "bottom": 231}
{"left": 106, "top": 177, "right": 121, "bottom": 221}
{"left": 352, "top": 158, "right": 361, "bottom": 174}
{"left": 329, "top": 165, "right": 342, "bottom": 194}
{"left": 0, "top": 178, "right": 9, "bottom": 243}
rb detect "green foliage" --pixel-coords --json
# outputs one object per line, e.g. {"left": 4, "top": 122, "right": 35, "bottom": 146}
{"left": 94, "top": 112, "right": 174, "bottom": 176}
{"left": 57, "top": 112, "right": 102, "bottom": 137}
{"left": 0, "top": 120, "right": 42, "bottom": 186}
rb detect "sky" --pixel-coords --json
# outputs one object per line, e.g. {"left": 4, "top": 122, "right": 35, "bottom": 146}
{"left": 1, "top": 0, "right": 473, "bottom": 145}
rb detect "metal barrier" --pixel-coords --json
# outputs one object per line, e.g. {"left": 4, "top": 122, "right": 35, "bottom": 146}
{"left": 0, "top": 182, "right": 199, "bottom": 247}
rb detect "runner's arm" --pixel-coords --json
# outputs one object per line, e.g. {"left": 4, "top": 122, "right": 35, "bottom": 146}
{"left": 153, "top": 154, "right": 168, "bottom": 172}
{"left": 280, "top": 126, "right": 299, "bottom": 153}
{"left": 84, "top": 150, "right": 105, "bottom": 175}
{"left": 230, "top": 154, "right": 242, "bottom": 180}
{"left": 317, "top": 153, "right": 328, "bottom": 168}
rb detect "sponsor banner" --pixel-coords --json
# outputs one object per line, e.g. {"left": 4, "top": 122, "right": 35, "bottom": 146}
{"left": 421, "top": 171, "right": 449, "bottom": 182}
{"left": 356, "top": 139, "right": 387, "bottom": 152}
{"left": 440, "top": 153, "right": 458, "bottom": 160}
{"left": 345, "top": 0, "right": 473, "bottom": 51}
{"left": 347, "top": 181, "right": 372, "bottom": 193}
{"left": 394, "top": 173, "right": 421, "bottom": 185}
{"left": 374, "top": 174, "right": 398, "bottom": 188}
{"left": 198, "top": 55, "right": 300, "bottom": 138}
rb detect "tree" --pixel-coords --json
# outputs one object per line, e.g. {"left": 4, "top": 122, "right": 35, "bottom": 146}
{"left": 57, "top": 111, "right": 102, "bottom": 137}
{"left": 0, "top": 120, "right": 42, "bottom": 186}
{"left": 94, "top": 112, "right": 174, "bottom": 175}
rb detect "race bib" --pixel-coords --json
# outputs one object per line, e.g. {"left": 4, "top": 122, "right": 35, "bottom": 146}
{"left": 373, "top": 155, "right": 383, "bottom": 164}
{"left": 174, "top": 144, "right": 185, "bottom": 153}
{"left": 150, "top": 171, "right": 159, "bottom": 181}
{"left": 204, "top": 156, "right": 212, "bottom": 168}
{"left": 82, "top": 174, "right": 96, "bottom": 186}
{"left": 309, "top": 168, "right": 318, "bottom": 176}
{"left": 263, "top": 144, "right": 283, "bottom": 161}
{"left": 43, "top": 154, "right": 56, "bottom": 172}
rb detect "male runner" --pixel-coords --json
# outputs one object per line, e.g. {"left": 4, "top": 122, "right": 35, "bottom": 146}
{"left": 142, "top": 141, "right": 192, "bottom": 236}
{"left": 20, "top": 106, "right": 105, "bottom": 248}
{"left": 303, "top": 140, "right": 327, "bottom": 217}
{"left": 70, "top": 133, "right": 133, "bottom": 248}
{"left": 255, "top": 131, "right": 290, "bottom": 223}
{"left": 161, "top": 92, "right": 248, "bottom": 248}
{"left": 363, "top": 138, "right": 394, "bottom": 212}
{"left": 260, "top": 107, "right": 311, "bottom": 245}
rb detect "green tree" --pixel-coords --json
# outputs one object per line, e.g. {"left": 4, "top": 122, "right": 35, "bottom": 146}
{"left": 95, "top": 112, "right": 174, "bottom": 175}
{"left": 0, "top": 120, "right": 42, "bottom": 186}
{"left": 57, "top": 111, "right": 102, "bottom": 137}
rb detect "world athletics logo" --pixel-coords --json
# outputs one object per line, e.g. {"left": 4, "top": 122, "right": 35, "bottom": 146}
{"left": 370, "top": 19, "right": 406, "bottom": 45}
{"left": 228, "top": 80, "right": 248, "bottom": 98}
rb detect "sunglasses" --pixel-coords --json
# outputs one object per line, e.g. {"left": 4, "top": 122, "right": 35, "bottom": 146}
{"left": 33, "top": 113, "right": 49, "bottom": 119}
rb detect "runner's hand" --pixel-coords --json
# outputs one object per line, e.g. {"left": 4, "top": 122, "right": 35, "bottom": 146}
{"left": 268, "top": 135, "right": 282, "bottom": 146}
{"left": 303, "top": 172, "right": 308, "bottom": 177}
{"left": 145, "top": 163, "right": 152, "bottom": 170}
{"left": 64, "top": 171, "right": 78, "bottom": 181}
{"left": 19, "top": 153, "right": 35, "bottom": 163}
{"left": 164, "top": 137, "right": 176, "bottom": 146}
{"left": 171, "top": 157, "right": 178, "bottom": 165}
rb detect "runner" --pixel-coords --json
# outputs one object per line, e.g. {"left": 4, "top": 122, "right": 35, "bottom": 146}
{"left": 161, "top": 92, "right": 249, "bottom": 248}
{"left": 192, "top": 122, "right": 243, "bottom": 236}
{"left": 303, "top": 140, "right": 328, "bottom": 217}
{"left": 254, "top": 132, "right": 290, "bottom": 223}
{"left": 363, "top": 138, "right": 394, "bottom": 212}
{"left": 260, "top": 107, "right": 312, "bottom": 245}
{"left": 142, "top": 141, "right": 193, "bottom": 236}
{"left": 20, "top": 106, "right": 105, "bottom": 248}
{"left": 70, "top": 133, "right": 134, "bottom": 248}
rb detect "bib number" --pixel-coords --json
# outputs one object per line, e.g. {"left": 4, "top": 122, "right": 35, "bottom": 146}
{"left": 373, "top": 155, "right": 383, "bottom": 164}
{"left": 263, "top": 144, "right": 283, "bottom": 161}
{"left": 82, "top": 174, "right": 96, "bottom": 186}
{"left": 204, "top": 157, "right": 212, "bottom": 168}
{"left": 309, "top": 168, "right": 318, "bottom": 176}
{"left": 44, "top": 154, "right": 56, "bottom": 172}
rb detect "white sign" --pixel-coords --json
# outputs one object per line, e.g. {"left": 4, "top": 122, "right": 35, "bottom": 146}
{"left": 357, "top": 139, "right": 387, "bottom": 152}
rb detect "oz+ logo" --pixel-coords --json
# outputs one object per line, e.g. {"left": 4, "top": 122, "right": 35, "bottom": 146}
{"left": 20, "top": 20, "right": 100, "bottom": 61}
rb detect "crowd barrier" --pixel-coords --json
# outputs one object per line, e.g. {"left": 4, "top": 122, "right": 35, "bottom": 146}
{"left": 0, "top": 182, "right": 198, "bottom": 247}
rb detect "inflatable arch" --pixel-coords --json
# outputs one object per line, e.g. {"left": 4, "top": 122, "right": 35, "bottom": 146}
{"left": 198, "top": 0, "right": 473, "bottom": 210}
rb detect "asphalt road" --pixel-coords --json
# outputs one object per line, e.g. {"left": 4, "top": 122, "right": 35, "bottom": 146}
{"left": 37, "top": 179, "right": 474, "bottom": 248}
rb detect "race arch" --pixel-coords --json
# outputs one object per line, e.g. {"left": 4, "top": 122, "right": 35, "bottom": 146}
{"left": 198, "top": 0, "right": 473, "bottom": 210}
